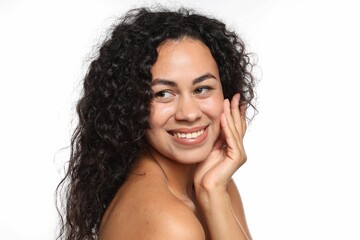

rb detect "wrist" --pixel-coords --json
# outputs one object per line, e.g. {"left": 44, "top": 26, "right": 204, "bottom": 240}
{"left": 195, "top": 186, "right": 229, "bottom": 210}
{"left": 194, "top": 177, "right": 232, "bottom": 199}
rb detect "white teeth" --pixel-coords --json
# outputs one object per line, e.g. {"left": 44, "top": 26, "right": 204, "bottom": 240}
{"left": 173, "top": 129, "right": 204, "bottom": 139}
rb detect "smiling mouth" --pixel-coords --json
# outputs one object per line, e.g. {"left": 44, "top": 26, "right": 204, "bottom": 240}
{"left": 170, "top": 128, "right": 206, "bottom": 139}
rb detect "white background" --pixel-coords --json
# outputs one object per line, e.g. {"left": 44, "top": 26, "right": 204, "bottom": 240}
{"left": 1, "top": 0, "right": 359, "bottom": 239}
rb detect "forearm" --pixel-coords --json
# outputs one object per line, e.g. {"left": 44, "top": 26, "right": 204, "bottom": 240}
{"left": 197, "top": 188, "right": 250, "bottom": 240}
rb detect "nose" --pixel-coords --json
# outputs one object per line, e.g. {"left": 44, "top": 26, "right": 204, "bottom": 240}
{"left": 174, "top": 95, "right": 202, "bottom": 122}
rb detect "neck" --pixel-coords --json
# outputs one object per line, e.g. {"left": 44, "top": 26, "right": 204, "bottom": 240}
{"left": 147, "top": 147, "right": 195, "bottom": 199}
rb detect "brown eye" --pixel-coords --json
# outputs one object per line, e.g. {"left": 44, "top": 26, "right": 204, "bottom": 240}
{"left": 194, "top": 86, "right": 212, "bottom": 95}
{"left": 154, "top": 90, "right": 175, "bottom": 102}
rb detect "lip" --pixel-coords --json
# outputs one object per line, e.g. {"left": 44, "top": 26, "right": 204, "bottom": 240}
{"left": 168, "top": 125, "right": 208, "bottom": 134}
{"left": 168, "top": 125, "right": 209, "bottom": 146}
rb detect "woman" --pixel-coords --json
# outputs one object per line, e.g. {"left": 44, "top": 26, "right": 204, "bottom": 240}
{"left": 57, "top": 7, "right": 256, "bottom": 240}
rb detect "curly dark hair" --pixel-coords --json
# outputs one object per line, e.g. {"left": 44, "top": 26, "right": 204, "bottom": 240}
{"left": 57, "top": 6, "right": 257, "bottom": 240}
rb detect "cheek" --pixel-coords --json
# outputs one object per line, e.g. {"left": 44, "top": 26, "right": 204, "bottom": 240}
{"left": 201, "top": 95, "right": 224, "bottom": 119}
{"left": 148, "top": 102, "right": 175, "bottom": 127}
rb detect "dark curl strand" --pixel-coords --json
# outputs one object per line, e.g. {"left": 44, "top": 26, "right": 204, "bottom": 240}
{"left": 57, "top": 7, "right": 257, "bottom": 240}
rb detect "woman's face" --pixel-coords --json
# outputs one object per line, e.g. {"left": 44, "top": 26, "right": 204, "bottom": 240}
{"left": 146, "top": 38, "right": 224, "bottom": 164}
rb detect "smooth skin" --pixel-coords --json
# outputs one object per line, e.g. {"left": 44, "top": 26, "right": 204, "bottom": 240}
{"left": 99, "top": 38, "right": 252, "bottom": 240}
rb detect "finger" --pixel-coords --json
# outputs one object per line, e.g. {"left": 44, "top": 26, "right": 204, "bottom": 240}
{"left": 230, "top": 93, "right": 243, "bottom": 139}
{"left": 226, "top": 96, "right": 248, "bottom": 165}
{"left": 221, "top": 113, "right": 245, "bottom": 170}
{"left": 224, "top": 99, "right": 236, "bottom": 136}
{"left": 220, "top": 111, "right": 238, "bottom": 155}
{"left": 212, "top": 130, "right": 226, "bottom": 150}
{"left": 239, "top": 101, "right": 247, "bottom": 137}
{"left": 224, "top": 95, "right": 242, "bottom": 145}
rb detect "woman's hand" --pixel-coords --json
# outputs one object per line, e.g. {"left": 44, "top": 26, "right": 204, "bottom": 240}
{"left": 194, "top": 93, "right": 247, "bottom": 194}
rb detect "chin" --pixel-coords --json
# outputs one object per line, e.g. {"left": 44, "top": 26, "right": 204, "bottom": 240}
{"left": 168, "top": 147, "right": 213, "bottom": 165}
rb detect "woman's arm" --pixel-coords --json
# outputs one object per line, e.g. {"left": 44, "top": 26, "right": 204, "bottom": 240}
{"left": 196, "top": 186, "right": 251, "bottom": 240}
{"left": 194, "top": 93, "right": 251, "bottom": 240}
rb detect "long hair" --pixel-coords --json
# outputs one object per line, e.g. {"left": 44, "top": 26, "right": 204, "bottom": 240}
{"left": 57, "top": 7, "right": 257, "bottom": 240}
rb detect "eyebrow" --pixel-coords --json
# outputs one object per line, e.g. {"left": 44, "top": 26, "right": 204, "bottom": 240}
{"left": 151, "top": 73, "right": 217, "bottom": 86}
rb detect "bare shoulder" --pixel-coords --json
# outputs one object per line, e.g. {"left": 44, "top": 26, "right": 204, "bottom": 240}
{"left": 99, "top": 171, "right": 205, "bottom": 240}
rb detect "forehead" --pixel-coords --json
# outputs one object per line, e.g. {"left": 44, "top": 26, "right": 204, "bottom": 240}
{"left": 151, "top": 38, "right": 219, "bottom": 81}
